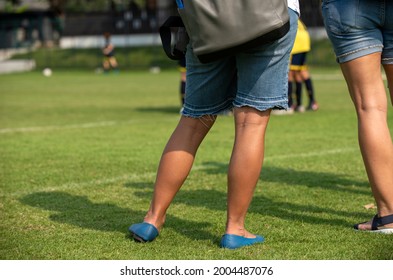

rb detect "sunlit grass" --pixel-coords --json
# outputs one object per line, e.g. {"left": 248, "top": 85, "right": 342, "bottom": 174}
{"left": 0, "top": 69, "right": 392, "bottom": 260}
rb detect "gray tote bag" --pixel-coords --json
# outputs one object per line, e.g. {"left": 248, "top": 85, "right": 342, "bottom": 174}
{"left": 177, "top": 0, "right": 289, "bottom": 63}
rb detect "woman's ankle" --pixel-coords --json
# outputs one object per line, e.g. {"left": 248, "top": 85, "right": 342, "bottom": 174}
{"left": 225, "top": 224, "right": 256, "bottom": 238}
{"left": 143, "top": 212, "right": 166, "bottom": 231}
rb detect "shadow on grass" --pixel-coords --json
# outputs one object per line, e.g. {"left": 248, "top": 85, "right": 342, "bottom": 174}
{"left": 19, "top": 163, "right": 371, "bottom": 243}
{"left": 131, "top": 188, "right": 367, "bottom": 229}
{"left": 201, "top": 161, "right": 370, "bottom": 195}
{"left": 19, "top": 191, "right": 215, "bottom": 242}
{"left": 127, "top": 162, "right": 371, "bottom": 229}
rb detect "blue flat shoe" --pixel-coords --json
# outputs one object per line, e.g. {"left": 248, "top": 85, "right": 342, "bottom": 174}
{"left": 220, "top": 234, "right": 264, "bottom": 249}
{"left": 128, "top": 222, "right": 159, "bottom": 242}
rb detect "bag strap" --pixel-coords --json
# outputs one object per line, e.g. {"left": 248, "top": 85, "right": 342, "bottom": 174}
{"left": 159, "top": 16, "right": 186, "bottom": 60}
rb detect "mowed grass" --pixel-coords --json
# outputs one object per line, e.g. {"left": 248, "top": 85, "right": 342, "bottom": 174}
{"left": 0, "top": 68, "right": 392, "bottom": 260}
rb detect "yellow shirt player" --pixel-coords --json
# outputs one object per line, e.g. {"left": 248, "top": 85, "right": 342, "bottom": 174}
{"left": 290, "top": 19, "right": 311, "bottom": 69}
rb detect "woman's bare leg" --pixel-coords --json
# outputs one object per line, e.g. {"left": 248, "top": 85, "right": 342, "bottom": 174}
{"left": 340, "top": 53, "right": 393, "bottom": 229}
{"left": 143, "top": 115, "right": 216, "bottom": 230}
{"left": 225, "top": 106, "right": 270, "bottom": 237}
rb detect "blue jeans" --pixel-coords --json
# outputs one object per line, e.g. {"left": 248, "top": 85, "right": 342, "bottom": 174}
{"left": 322, "top": 0, "right": 393, "bottom": 64}
{"left": 182, "top": 8, "right": 299, "bottom": 117}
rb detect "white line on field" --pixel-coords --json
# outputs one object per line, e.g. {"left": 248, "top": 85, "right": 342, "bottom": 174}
{"left": 0, "top": 121, "right": 127, "bottom": 134}
{"left": 264, "top": 147, "right": 357, "bottom": 161}
{"left": 0, "top": 119, "right": 178, "bottom": 134}
{"left": 48, "top": 173, "right": 157, "bottom": 191}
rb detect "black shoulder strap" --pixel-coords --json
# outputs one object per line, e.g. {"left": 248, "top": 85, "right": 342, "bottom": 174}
{"left": 159, "top": 16, "right": 186, "bottom": 60}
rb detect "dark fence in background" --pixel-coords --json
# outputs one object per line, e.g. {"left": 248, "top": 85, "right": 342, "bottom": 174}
{"left": 0, "top": 2, "right": 177, "bottom": 49}
{"left": 0, "top": 4, "right": 174, "bottom": 49}
{"left": 63, "top": 11, "right": 159, "bottom": 37}
{"left": 0, "top": 11, "right": 59, "bottom": 49}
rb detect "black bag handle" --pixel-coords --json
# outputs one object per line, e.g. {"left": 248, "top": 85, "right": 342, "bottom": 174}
{"left": 159, "top": 16, "right": 187, "bottom": 60}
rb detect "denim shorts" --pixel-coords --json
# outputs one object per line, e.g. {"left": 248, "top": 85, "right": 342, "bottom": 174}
{"left": 322, "top": 0, "right": 393, "bottom": 64}
{"left": 182, "top": 8, "right": 299, "bottom": 117}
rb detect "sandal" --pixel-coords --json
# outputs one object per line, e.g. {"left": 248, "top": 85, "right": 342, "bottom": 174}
{"left": 354, "top": 214, "right": 393, "bottom": 234}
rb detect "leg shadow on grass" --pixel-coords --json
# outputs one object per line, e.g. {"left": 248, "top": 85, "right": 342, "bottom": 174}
{"left": 132, "top": 188, "right": 365, "bottom": 229}
{"left": 129, "top": 161, "right": 371, "bottom": 229}
{"left": 201, "top": 161, "right": 370, "bottom": 195}
{"left": 19, "top": 191, "right": 215, "bottom": 242}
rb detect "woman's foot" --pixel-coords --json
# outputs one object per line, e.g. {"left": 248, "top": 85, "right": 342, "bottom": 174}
{"left": 354, "top": 214, "right": 393, "bottom": 234}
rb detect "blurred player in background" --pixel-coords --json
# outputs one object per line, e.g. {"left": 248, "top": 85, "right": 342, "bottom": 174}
{"left": 102, "top": 32, "right": 119, "bottom": 74}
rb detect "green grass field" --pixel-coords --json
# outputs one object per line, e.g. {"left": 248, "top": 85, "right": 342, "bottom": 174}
{"left": 0, "top": 68, "right": 392, "bottom": 260}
